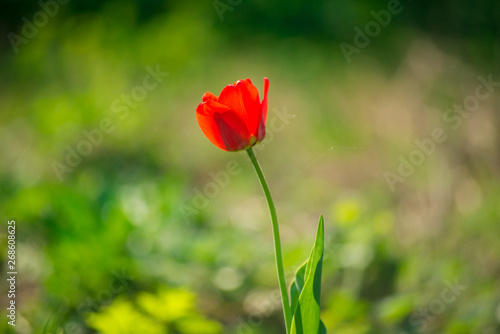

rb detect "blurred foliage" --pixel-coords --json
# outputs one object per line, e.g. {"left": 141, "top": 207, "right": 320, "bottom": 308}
{"left": 1, "top": 0, "right": 500, "bottom": 334}
{"left": 87, "top": 288, "right": 222, "bottom": 334}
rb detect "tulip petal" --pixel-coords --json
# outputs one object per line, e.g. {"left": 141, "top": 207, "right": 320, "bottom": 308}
{"left": 218, "top": 79, "right": 261, "bottom": 136}
{"left": 196, "top": 100, "right": 251, "bottom": 151}
{"left": 202, "top": 92, "right": 218, "bottom": 102}
{"left": 213, "top": 110, "right": 251, "bottom": 151}
{"left": 262, "top": 78, "right": 269, "bottom": 121}
{"left": 196, "top": 101, "right": 230, "bottom": 151}
{"left": 257, "top": 77, "right": 269, "bottom": 141}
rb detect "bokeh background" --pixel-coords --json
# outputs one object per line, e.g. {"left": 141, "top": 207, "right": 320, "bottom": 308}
{"left": 1, "top": 0, "right": 499, "bottom": 333}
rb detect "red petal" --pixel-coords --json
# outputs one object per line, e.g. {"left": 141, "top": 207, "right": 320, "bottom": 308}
{"left": 261, "top": 77, "right": 269, "bottom": 123}
{"left": 257, "top": 77, "right": 269, "bottom": 141}
{"left": 218, "top": 79, "right": 261, "bottom": 136}
{"left": 196, "top": 100, "right": 251, "bottom": 151}
{"left": 197, "top": 99, "right": 231, "bottom": 116}
{"left": 213, "top": 110, "right": 251, "bottom": 151}
{"left": 202, "top": 92, "right": 218, "bottom": 102}
{"left": 196, "top": 101, "right": 229, "bottom": 150}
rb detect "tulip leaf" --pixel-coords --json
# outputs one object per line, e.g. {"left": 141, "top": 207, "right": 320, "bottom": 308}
{"left": 318, "top": 320, "right": 327, "bottom": 334}
{"left": 290, "top": 216, "right": 326, "bottom": 334}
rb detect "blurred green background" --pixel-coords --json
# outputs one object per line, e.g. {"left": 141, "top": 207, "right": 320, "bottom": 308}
{"left": 1, "top": 0, "right": 499, "bottom": 333}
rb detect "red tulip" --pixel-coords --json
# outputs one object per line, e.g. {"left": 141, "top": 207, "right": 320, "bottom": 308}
{"left": 196, "top": 78, "right": 269, "bottom": 152}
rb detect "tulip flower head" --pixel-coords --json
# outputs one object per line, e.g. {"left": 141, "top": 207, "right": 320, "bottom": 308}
{"left": 196, "top": 78, "right": 269, "bottom": 152}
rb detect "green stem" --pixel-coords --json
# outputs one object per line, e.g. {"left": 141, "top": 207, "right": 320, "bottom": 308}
{"left": 246, "top": 147, "right": 292, "bottom": 334}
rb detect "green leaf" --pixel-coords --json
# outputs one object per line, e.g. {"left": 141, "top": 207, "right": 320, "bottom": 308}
{"left": 290, "top": 216, "right": 326, "bottom": 334}
{"left": 318, "top": 320, "right": 327, "bottom": 334}
{"left": 290, "top": 262, "right": 306, "bottom": 317}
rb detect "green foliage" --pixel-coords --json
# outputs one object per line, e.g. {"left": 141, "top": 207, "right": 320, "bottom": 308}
{"left": 290, "top": 216, "right": 326, "bottom": 334}
{"left": 87, "top": 288, "right": 222, "bottom": 334}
